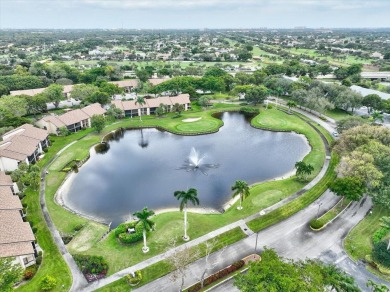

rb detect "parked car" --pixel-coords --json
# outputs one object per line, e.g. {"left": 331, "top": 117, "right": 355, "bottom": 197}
{"left": 332, "top": 131, "right": 339, "bottom": 137}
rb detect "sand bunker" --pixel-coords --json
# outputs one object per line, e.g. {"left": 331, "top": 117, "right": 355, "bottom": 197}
{"left": 182, "top": 117, "right": 202, "bottom": 122}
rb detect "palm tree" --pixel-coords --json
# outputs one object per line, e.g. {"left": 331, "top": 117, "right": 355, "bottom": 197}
{"left": 380, "top": 216, "right": 390, "bottom": 250}
{"left": 174, "top": 188, "right": 199, "bottom": 241}
{"left": 371, "top": 111, "right": 384, "bottom": 124}
{"left": 133, "top": 207, "right": 155, "bottom": 253}
{"left": 286, "top": 100, "right": 297, "bottom": 114}
{"left": 231, "top": 180, "right": 250, "bottom": 210}
{"left": 135, "top": 96, "right": 146, "bottom": 121}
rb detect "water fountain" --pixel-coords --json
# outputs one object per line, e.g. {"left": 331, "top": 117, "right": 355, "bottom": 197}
{"left": 178, "top": 147, "right": 219, "bottom": 175}
{"left": 188, "top": 147, "right": 204, "bottom": 168}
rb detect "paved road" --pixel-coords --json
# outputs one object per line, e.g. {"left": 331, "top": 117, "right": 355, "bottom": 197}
{"left": 136, "top": 194, "right": 388, "bottom": 292}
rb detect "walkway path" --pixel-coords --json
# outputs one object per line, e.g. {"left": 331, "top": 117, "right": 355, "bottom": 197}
{"left": 39, "top": 105, "right": 345, "bottom": 292}
{"left": 84, "top": 112, "right": 333, "bottom": 291}
{"left": 136, "top": 195, "right": 388, "bottom": 292}
{"left": 40, "top": 141, "right": 88, "bottom": 291}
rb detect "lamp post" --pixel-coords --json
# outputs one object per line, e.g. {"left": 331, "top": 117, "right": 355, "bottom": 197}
{"left": 254, "top": 231, "right": 259, "bottom": 253}
{"left": 316, "top": 202, "right": 323, "bottom": 219}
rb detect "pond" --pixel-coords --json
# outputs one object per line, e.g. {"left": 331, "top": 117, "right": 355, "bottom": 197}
{"left": 63, "top": 112, "right": 310, "bottom": 226}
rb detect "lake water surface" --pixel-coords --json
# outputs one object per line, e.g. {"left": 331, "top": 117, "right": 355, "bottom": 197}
{"left": 63, "top": 112, "right": 310, "bottom": 225}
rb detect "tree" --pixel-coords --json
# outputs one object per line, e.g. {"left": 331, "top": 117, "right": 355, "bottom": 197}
{"left": 133, "top": 207, "right": 155, "bottom": 253}
{"left": 42, "top": 84, "right": 64, "bottom": 108}
{"left": 295, "top": 161, "right": 314, "bottom": 181}
{"left": 91, "top": 115, "right": 105, "bottom": 133}
{"left": 172, "top": 103, "right": 185, "bottom": 116}
{"left": 362, "top": 94, "right": 382, "bottom": 113}
{"left": 337, "top": 116, "right": 366, "bottom": 133}
{"left": 380, "top": 216, "right": 390, "bottom": 250}
{"left": 70, "top": 84, "right": 99, "bottom": 101}
{"left": 199, "top": 240, "right": 226, "bottom": 288}
{"left": 372, "top": 241, "right": 390, "bottom": 268}
{"left": 106, "top": 104, "right": 124, "bottom": 121}
{"left": 0, "top": 95, "right": 28, "bottom": 117}
{"left": 135, "top": 96, "right": 146, "bottom": 121}
{"left": 204, "top": 67, "right": 227, "bottom": 78}
{"left": 198, "top": 96, "right": 211, "bottom": 108}
{"left": 286, "top": 100, "right": 296, "bottom": 113}
{"left": 367, "top": 279, "right": 390, "bottom": 292}
{"left": 39, "top": 275, "right": 57, "bottom": 291}
{"left": 245, "top": 85, "right": 268, "bottom": 105}
{"left": 234, "top": 248, "right": 359, "bottom": 292}
{"left": 231, "top": 180, "right": 250, "bottom": 210}
{"left": 87, "top": 91, "right": 110, "bottom": 105}
{"left": 26, "top": 93, "right": 48, "bottom": 116}
{"left": 174, "top": 188, "right": 199, "bottom": 241}
{"left": 371, "top": 111, "right": 384, "bottom": 124}
{"left": 166, "top": 239, "right": 199, "bottom": 291}
{"left": 136, "top": 69, "right": 151, "bottom": 83}
{"left": 330, "top": 177, "right": 366, "bottom": 202}
{"left": 0, "top": 257, "right": 23, "bottom": 291}
{"left": 337, "top": 151, "right": 383, "bottom": 189}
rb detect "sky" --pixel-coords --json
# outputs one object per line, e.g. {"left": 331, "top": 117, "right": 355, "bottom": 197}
{"left": 1, "top": 0, "right": 390, "bottom": 29}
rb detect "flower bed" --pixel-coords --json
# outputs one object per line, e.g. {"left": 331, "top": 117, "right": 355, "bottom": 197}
{"left": 186, "top": 260, "right": 245, "bottom": 292}
{"left": 73, "top": 255, "right": 108, "bottom": 282}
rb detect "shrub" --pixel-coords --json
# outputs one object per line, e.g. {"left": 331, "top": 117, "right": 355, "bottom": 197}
{"left": 32, "top": 227, "right": 38, "bottom": 234}
{"left": 372, "top": 227, "right": 389, "bottom": 244}
{"left": 115, "top": 221, "right": 144, "bottom": 244}
{"left": 372, "top": 241, "right": 390, "bottom": 268}
{"left": 39, "top": 275, "right": 57, "bottom": 291}
{"left": 62, "top": 235, "right": 73, "bottom": 244}
{"left": 62, "top": 167, "right": 71, "bottom": 172}
{"left": 310, "top": 219, "right": 324, "bottom": 230}
{"left": 36, "top": 255, "right": 43, "bottom": 266}
{"left": 23, "top": 265, "right": 37, "bottom": 280}
{"left": 240, "top": 106, "right": 260, "bottom": 117}
{"left": 73, "top": 224, "right": 84, "bottom": 232}
{"left": 126, "top": 270, "right": 142, "bottom": 285}
{"left": 74, "top": 255, "right": 108, "bottom": 275}
{"left": 187, "top": 260, "right": 245, "bottom": 292}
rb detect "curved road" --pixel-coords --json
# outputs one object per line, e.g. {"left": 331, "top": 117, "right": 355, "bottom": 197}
{"left": 37, "top": 105, "right": 388, "bottom": 291}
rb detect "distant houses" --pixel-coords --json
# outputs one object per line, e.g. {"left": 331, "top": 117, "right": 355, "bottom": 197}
{"left": 112, "top": 94, "right": 191, "bottom": 118}
{"left": 0, "top": 171, "right": 37, "bottom": 269}
{"left": 9, "top": 80, "right": 139, "bottom": 97}
{"left": 0, "top": 124, "right": 49, "bottom": 172}
{"left": 36, "top": 103, "right": 106, "bottom": 135}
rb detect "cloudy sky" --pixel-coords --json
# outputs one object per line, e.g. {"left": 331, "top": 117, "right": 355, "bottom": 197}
{"left": 1, "top": 0, "right": 389, "bottom": 29}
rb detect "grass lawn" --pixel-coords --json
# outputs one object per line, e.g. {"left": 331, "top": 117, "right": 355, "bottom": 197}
{"left": 27, "top": 104, "right": 326, "bottom": 291}
{"left": 94, "top": 227, "right": 246, "bottom": 292}
{"left": 344, "top": 206, "right": 390, "bottom": 262}
{"left": 324, "top": 108, "right": 352, "bottom": 121}
{"left": 62, "top": 107, "right": 325, "bottom": 275}
{"left": 251, "top": 108, "right": 325, "bottom": 177}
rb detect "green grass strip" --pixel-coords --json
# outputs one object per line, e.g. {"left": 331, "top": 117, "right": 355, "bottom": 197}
{"left": 247, "top": 153, "right": 338, "bottom": 232}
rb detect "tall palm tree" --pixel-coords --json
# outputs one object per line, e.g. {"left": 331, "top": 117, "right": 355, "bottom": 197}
{"left": 174, "top": 188, "right": 199, "bottom": 241}
{"left": 135, "top": 96, "right": 146, "bottom": 121}
{"left": 231, "top": 180, "right": 250, "bottom": 210}
{"left": 133, "top": 207, "right": 155, "bottom": 253}
{"left": 286, "top": 100, "right": 297, "bottom": 114}
{"left": 380, "top": 216, "right": 390, "bottom": 250}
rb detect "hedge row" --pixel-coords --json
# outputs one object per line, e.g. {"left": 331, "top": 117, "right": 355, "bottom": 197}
{"left": 186, "top": 260, "right": 245, "bottom": 292}
{"left": 248, "top": 153, "right": 338, "bottom": 232}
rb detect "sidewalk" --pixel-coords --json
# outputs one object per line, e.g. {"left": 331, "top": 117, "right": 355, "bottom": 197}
{"left": 84, "top": 113, "right": 333, "bottom": 291}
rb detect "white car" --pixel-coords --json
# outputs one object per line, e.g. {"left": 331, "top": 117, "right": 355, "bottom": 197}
{"left": 332, "top": 131, "right": 339, "bottom": 137}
